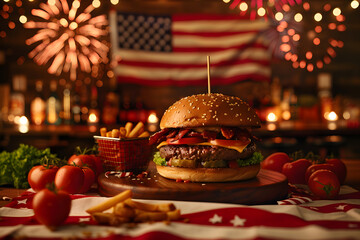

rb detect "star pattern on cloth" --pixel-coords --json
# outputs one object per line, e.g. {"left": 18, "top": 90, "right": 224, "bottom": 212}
{"left": 336, "top": 205, "right": 347, "bottom": 211}
{"left": 230, "top": 215, "right": 246, "bottom": 227}
{"left": 17, "top": 199, "right": 27, "bottom": 205}
{"left": 209, "top": 214, "right": 222, "bottom": 224}
{"left": 78, "top": 217, "right": 91, "bottom": 223}
{"left": 348, "top": 223, "right": 358, "bottom": 228}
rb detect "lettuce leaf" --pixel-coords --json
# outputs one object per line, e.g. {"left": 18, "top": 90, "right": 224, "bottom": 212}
{"left": 0, "top": 151, "right": 13, "bottom": 186}
{"left": 0, "top": 144, "right": 59, "bottom": 188}
{"left": 152, "top": 151, "right": 166, "bottom": 166}
{"left": 236, "top": 151, "right": 264, "bottom": 167}
{"left": 152, "top": 151, "right": 264, "bottom": 168}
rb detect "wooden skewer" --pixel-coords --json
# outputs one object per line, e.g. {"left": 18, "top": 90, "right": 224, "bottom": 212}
{"left": 207, "top": 55, "right": 211, "bottom": 95}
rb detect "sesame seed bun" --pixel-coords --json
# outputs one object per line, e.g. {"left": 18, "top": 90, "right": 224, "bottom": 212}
{"left": 160, "top": 93, "right": 261, "bottom": 129}
{"left": 156, "top": 164, "right": 260, "bottom": 182}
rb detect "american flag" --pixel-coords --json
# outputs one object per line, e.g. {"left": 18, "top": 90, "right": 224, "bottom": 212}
{"left": 110, "top": 12, "right": 271, "bottom": 86}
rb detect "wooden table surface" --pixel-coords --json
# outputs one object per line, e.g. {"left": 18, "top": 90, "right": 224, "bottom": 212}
{"left": 1, "top": 159, "right": 359, "bottom": 208}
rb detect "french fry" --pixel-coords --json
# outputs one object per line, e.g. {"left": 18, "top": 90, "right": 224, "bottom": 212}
{"left": 90, "top": 212, "right": 114, "bottom": 225}
{"left": 100, "top": 128, "right": 107, "bottom": 137}
{"left": 109, "top": 216, "right": 131, "bottom": 226}
{"left": 113, "top": 201, "right": 135, "bottom": 218}
{"left": 88, "top": 190, "right": 181, "bottom": 226}
{"left": 124, "top": 198, "right": 175, "bottom": 212}
{"left": 119, "top": 127, "right": 127, "bottom": 138}
{"left": 134, "top": 209, "right": 167, "bottom": 222}
{"left": 128, "top": 122, "right": 145, "bottom": 138}
{"left": 138, "top": 131, "right": 150, "bottom": 138}
{"left": 125, "top": 122, "right": 133, "bottom": 137}
{"left": 112, "top": 129, "right": 120, "bottom": 138}
{"left": 166, "top": 209, "right": 181, "bottom": 221}
{"left": 86, "top": 190, "right": 132, "bottom": 214}
{"left": 91, "top": 212, "right": 129, "bottom": 226}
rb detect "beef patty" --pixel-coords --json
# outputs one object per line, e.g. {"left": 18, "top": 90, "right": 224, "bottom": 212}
{"left": 159, "top": 141, "right": 256, "bottom": 162}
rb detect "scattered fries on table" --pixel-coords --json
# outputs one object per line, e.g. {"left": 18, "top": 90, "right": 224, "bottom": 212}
{"left": 100, "top": 122, "right": 150, "bottom": 139}
{"left": 86, "top": 190, "right": 181, "bottom": 226}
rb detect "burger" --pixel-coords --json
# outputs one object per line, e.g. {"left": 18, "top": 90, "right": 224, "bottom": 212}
{"left": 149, "top": 93, "right": 263, "bottom": 182}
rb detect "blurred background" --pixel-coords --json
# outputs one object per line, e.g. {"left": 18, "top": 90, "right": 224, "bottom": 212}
{"left": 0, "top": 0, "right": 359, "bottom": 159}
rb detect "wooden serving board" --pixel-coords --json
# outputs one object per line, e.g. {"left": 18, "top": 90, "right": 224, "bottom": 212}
{"left": 97, "top": 162, "right": 288, "bottom": 205}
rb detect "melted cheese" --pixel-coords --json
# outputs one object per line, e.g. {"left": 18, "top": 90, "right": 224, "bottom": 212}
{"left": 156, "top": 141, "right": 249, "bottom": 153}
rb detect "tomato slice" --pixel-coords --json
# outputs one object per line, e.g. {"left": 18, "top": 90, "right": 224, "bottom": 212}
{"left": 209, "top": 138, "right": 251, "bottom": 148}
{"left": 228, "top": 160, "right": 239, "bottom": 168}
{"left": 166, "top": 137, "right": 205, "bottom": 145}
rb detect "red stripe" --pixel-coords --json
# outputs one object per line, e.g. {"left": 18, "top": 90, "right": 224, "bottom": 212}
{"left": 117, "top": 74, "right": 270, "bottom": 86}
{"left": 172, "top": 14, "right": 252, "bottom": 21}
{"left": 118, "top": 59, "right": 270, "bottom": 68}
{"left": 182, "top": 207, "right": 360, "bottom": 229}
{"left": 172, "top": 43, "right": 268, "bottom": 53}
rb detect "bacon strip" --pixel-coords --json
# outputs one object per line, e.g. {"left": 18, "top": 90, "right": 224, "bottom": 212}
{"left": 149, "top": 128, "right": 170, "bottom": 145}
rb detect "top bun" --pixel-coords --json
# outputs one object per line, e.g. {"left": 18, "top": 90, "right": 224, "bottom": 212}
{"left": 160, "top": 93, "right": 261, "bottom": 129}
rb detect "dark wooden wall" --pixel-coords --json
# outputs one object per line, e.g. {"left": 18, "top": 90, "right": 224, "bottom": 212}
{"left": 0, "top": 0, "right": 359, "bottom": 116}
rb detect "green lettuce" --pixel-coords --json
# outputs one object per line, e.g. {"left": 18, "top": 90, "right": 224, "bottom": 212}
{"left": 236, "top": 151, "right": 264, "bottom": 167}
{"left": 0, "top": 144, "right": 61, "bottom": 189}
{"left": 152, "top": 151, "right": 264, "bottom": 168}
{"left": 152, "top": 151, "right": 166, "bottom": 166}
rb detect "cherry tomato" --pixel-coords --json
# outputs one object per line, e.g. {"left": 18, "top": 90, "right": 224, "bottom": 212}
{"left": 166, "top": 137, "right": 204, "bottom": 145}
{"left": 55, "top": 165, "right": 84, "bottom": 194}
{"left": 282, "top": 158, "right": 312, "bottom": 184}
{"left": 68, "top": 154, "right": 96, "bottom": 173}
{"left": 32, "top": 187, "right": 71, "bottom": 228}
{"left": 28, "top": 165, "right": 59, "bottom": 192}
{"left": 89, "top": 155, "right": 103, "bottom": 178}
{"left": 326, "top": 158, "right": 347, "bottom": 184}
{"left": 79, "top": 167, "right": 95, "bottom": 193}
{"left": 305, "top": 163, "right": 336, "bottom": 183}
{"left": 308, "top": 169, "right": 340, "bottom": 199}
{"left": 261, "top": 152, "right": 291, "bottom": 173}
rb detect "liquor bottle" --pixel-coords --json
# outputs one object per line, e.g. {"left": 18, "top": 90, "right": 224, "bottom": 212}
{"left": 119, "top": 94, "right": 130, "bottom": 123}
{"left": 9, "top": 75, "right": 26, "bottom": 122}
{"left": 101, "top": 91, "right": 119, "bottom": 125}
{"left": 79, "top": 83, "right": 89, "bottom": 124}
{"left": 88, "top": 86, "right": 100, "bottom": 125}
{"left": 30, "top": 80, "right": 46, "bottom": 125}
{"left": 72, "top": 88, "right": 81, "bottom": 125}
{"left": 62, "top": 84, "right": 72, "bottom": 125}
{"left": 46, "top": 80, "right": 61, "bottom": 125}
{"left": 102, "top": 79, "right": 119, "bottom": 125}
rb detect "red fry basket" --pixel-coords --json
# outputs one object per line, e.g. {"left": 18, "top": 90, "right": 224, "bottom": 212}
{"left": 94, "top": 136, "right": 153, "bottom": 172}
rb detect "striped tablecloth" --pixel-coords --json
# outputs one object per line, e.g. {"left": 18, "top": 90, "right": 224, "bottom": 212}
{"left": 1, "top": 186, "right": 359, "bottom": 240}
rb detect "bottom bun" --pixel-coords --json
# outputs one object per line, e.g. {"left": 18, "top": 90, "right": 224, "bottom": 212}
{"left": 156, "top": 164, "right": 260, "bottom": 182}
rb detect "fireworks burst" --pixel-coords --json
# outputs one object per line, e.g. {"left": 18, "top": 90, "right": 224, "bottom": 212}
{"left": 262, "top": 11, "right": 302, "bottom": 59}
{"left": 225, "top": 0, "right": 302, "bottom": 20}
{"left": 24, "top": 0, "right": 109, "bottom": 80}
{"left": 278, "top": 1, "right": 345, "bottom": 72}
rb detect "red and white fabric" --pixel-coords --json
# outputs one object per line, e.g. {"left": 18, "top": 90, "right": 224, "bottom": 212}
{"left": 1, "top": 186, "right": 360, "bottom": 240}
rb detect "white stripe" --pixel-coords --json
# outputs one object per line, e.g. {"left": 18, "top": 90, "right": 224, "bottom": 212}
{"left": 0, "top": 207, "right": 34, "bottom": 217}
{"left": 173, "top": 19, "right": 269, "bottom": 32}
{"left": 109, "top": 10, "right": 119, "bottom": 58}
{"left": 173, "top": 33, "right": 259, "bottom": 48}
{"left": 294, "top": 197, "right": 307, "bottom": 204}
{"left": 7, "top": 222, "right": 360, "bottom": 240}
{"left": 282, "top": 199, "right": 297, "bottom": 205}
{"left": 114, "top": 62, "right": 270, "bottom": 81}
{"left": 116, "top": 48, "right": 270, "bottom": 64}
{"left": 302, "top": 197, "right": 314, "bottom": 202}
{"left": 0, "top": 225, "right": 23, "bottom": 238}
